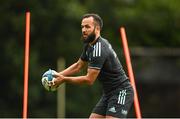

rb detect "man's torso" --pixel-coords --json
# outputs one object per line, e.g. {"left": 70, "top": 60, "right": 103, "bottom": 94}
{"left": 80, "top": 37, "right": 130, "bottom": 94}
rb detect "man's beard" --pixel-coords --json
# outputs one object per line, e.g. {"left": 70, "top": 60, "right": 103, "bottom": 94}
{"left": 82, "top": 28, "right": 96, "bottom": 44}
{"left": 83, "top": 32, "right": 96, "bottom": 43}
{"left": 81, "top": 30, "right": 96, "bottom": 51}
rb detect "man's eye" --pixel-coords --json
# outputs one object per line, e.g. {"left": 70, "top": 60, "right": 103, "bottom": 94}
{"left": 85, "top": 25, "right": 90, "bottom": 28}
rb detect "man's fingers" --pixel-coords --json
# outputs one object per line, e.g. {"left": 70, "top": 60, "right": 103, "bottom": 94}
{"left": 48, "top": 81, "right": 53, "bottom": 86}
{"left": 52, "top": 71, "right": 59, "bottom": 77}
{"left": 52, "top": 78, "right": 56, "bottom": 85}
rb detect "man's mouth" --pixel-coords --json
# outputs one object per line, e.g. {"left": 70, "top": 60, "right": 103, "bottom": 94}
{"left": 83, "top": 34, "right": 88, "bottom": 38}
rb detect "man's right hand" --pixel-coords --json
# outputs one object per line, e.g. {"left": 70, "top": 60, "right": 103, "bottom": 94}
{"left": 52, "top": 72, "right": 65, "bottom": 86}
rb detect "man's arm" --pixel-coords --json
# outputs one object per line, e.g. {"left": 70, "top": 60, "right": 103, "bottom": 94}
{"left": 55, "top": 68, "right": 100, "bottom": 86}
{"left": 59, "top": 59, "right": 87, "bottom": 76}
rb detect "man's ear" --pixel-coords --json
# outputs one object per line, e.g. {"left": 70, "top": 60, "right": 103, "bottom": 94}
{"left": 96, "top": 25, "right": 101, "bottom": 31}
{"left": 95, "top": 25, "right": 100, "bottom": 33}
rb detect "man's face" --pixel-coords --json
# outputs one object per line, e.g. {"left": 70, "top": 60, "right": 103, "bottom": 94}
{"left": 81, "top": 17, "right": 96, "bottom": 42}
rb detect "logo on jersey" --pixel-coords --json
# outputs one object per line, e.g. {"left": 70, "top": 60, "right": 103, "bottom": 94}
{"left": 108, "top": 106, "right": 116, "bottom": 113}
{"left": 93, "top": 42, "right": 101, "bottom": 57}
{"left": 121, "top": 109, "right": 128, "bottom": 115}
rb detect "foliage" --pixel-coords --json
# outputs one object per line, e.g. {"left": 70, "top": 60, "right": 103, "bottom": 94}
{"left": 0, "top": 0, "right": 180, "bottom": 117}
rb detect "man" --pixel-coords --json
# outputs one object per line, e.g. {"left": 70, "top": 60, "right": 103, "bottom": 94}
{"left": 52, "top": 13, "right": 134, "bottom": 118}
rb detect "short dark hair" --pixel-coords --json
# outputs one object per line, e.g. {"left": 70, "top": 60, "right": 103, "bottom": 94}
{"left": 82, "top": 13, "right": 103, "bottom": 30}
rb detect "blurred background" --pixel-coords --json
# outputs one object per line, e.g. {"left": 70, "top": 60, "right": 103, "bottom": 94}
{"left": 1, "top": 0, "right": 180, "bottom": 118}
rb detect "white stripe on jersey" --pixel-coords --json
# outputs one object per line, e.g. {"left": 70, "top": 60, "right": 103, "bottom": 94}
{"left": 95, "top": 43, "right": 98, "bottom": 56}
{"left": 93, "top": 45, "right": 95, "bottom": 57}
{"left": 88, "top": 66, "right": 101, "bottom": 70}
{"left": 118, "top": 89, "right": 127, "bottom": 105}
{"left": 98, "top": 42, "right": 101, "bottom": 56}
{"left": 93, "top": 42, "right": 101, "bottom": 57}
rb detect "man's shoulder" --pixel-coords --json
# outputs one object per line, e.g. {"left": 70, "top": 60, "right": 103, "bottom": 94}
{"left": 99, "top": 36, "right": 108, "bottom": 42}
{"left": 99, "top": 36, "right": 110, "bottom": 46}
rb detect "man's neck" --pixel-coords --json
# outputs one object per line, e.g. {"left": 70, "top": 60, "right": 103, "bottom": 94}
{"left": 89, "top": 34, "right": 100, "bottom": 46}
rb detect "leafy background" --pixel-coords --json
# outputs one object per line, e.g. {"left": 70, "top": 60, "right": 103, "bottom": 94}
{"left": 0, "top": 0, "right": 180, "bottom": 117}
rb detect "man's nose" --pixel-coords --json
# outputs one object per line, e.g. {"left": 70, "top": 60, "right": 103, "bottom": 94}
{"left": 82, "top": 27, "right": 86, "bottom": 32}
